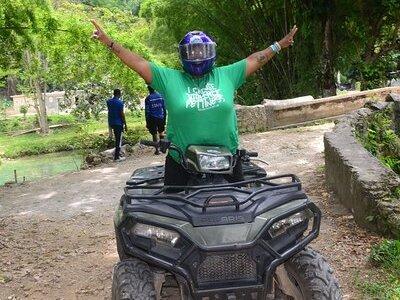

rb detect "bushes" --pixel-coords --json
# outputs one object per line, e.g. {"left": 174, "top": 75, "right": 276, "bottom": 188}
{"left": 0, "top": 114, "right": 77, "bottom": 133}
{"left": 357, "top": 107, "right": 400, "bottom": 175}
{"left": 370, "top": 240, "right": 400, "bottom": 277}
{"left": 19, "top": 105, "right": 28, "bottom": 118}
{"left": 0, "top": 113, "right": 148, "bottom": 158}
{"left": 360, "top": 240, "right": 400, "bottom": 299}
{"left": 124, "top": 125, "right": 149, "bottom": 145}
{"left": 0, "top": 122, "right": 148, "bottom": 158}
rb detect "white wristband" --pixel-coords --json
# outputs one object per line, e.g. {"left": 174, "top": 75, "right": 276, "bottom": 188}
{"left": 270, "top": 41, "right": 281, "bottom": 53}
{"left": 274, "top": 41, "right": 281, "bottom": 52}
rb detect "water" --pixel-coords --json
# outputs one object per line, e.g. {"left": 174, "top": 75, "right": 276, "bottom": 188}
{"left": 0, "top": 151, "right": 83, "bottom": 186}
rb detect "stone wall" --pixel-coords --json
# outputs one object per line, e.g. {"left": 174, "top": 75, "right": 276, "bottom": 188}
{"left": 324, "top": 105, "right": 400, "bottom": 238}
{"left": 236, "top": 86, "right": 400, "bottom": 133}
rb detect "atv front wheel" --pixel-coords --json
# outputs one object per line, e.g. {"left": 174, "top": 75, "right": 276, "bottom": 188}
{"left": 112, "top": 258, "right": 157, "bottom": 300}
{"left": 275, "top": 247, "right": 342, "bottom": 300}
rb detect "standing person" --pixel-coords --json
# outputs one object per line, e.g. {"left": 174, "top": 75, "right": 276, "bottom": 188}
{"left": 107, "top": 89, "right": 127, "bottom": 162}
{"left": 144, "top": 85, "right": 166, "bottom": 155}
{"left": 92, "top": 20, "right": 297, "bottom": 185}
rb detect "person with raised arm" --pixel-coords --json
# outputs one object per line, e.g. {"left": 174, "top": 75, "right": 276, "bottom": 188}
{"left": 91, "top": 19, "right": 297, "bottom": 186}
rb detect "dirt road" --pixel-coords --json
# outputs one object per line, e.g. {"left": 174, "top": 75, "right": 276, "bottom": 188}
{"left": 0, "top": 123, "right": 381, "bottom": 299}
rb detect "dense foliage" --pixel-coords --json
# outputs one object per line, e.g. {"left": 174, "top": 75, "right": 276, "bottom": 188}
{"left": 357, "top": 106, "right": 400, "bottom": 176}
{"left": 141, "top": 0, "right": 400, "bottom": 103}
{"left": 0, "top": 0, "right": 167, "bottom": 123}
{"left": 1, "top": 0, "right": 399, "bottom": 109}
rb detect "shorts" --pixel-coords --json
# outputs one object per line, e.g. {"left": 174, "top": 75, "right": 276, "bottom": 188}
{"left": 146, "top": 116, "right": 165, "bottom": 135}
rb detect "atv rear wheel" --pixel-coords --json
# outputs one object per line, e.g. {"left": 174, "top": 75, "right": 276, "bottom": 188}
{"left": 275, "top": 247, "right": 342, "bottom": 300}
{"left": 112, "top": 258, "right": 157, "bottom": 300}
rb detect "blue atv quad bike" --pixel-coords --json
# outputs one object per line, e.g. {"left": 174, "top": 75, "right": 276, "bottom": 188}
{"left": 112, "top": 140, "right": 342, "bottom": 300}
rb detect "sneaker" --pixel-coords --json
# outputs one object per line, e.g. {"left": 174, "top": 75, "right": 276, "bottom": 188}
{"left": 114, "top": 157, "right": 126, "bottom": 162}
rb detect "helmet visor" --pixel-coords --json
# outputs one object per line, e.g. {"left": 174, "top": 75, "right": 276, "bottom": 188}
{"left": 179, "top": 43, "right": 216, "bottom": 61}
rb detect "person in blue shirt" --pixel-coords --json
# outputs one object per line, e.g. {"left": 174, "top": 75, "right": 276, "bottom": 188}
{"left": 107, "top": 89, "right": 127, "bottom": 161}
{"left": 144, "top": 86, "right": 166, "bottom": 155}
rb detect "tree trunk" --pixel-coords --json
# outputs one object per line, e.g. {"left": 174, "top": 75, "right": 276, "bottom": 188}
{"left": 24, "top": 50, "right": 49, "bottom": 134}
{"left": 34, "top": 79, "right": 49, "bottom": 134}
{"left": 321, "top": 2, "right": 336, "bottom": 97}
{"left": 6, "top": 76, "right": 17, "bottom": 98}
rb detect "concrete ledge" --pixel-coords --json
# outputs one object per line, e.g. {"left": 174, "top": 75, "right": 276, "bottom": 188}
{"left": 324, "top": 106, "right": 400, "bottom": 238}
{"left": 237, "top": 86, "right": 400, "bottom": 133}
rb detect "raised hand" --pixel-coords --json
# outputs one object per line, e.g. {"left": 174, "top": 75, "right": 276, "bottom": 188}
{"left": 91, "top": 19, "right": 112, "bottom": 45}
{"left": 279, "top": 25, "right": 298, "bottom": 49}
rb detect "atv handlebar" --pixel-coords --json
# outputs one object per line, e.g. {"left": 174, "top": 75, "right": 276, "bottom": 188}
{"left": 140, "top": 139, "right": 187, "bottom": 168}
{"left": 140, "top": 139, "right": 260, "bottom": 167}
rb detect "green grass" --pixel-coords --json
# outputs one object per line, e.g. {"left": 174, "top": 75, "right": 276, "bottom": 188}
{"left": 370, "top": 240, "right": 400, "bottom": 277}
{"left": 0, "top": 113, "right": 149, "bottom": 158}
{"left": 358, "top": 240, "right": 400, "bottom": 299}
{"left": 360, "top": 278, "right": 400, "bottom": 300}
{"left": 0, "top": 114, "right": 77, "bottom": 133}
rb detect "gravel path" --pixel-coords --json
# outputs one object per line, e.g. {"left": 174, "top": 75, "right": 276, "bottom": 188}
{"left": 0, "top": 123, "right": 381, "bottom": 299}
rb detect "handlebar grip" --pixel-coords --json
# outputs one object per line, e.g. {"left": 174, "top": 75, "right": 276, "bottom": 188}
{"left": 247, "top": 151, "right": 258, "bottom": 157}
{"left": 140, "top": 140, "right": 158, "bottom": 147}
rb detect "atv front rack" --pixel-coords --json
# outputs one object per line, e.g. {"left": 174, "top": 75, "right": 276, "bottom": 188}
{"left": 124, "top": 173, "right": 302, "bottom": 211}
{"left": 118, "top": 172, "right": 322, "bottom": 298}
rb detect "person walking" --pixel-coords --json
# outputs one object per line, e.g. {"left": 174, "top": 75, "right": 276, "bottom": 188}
{"left": 144, "top": 85, "right": 166, "bottom": 155}
{"left": 107, "top": 89, "right": 127, "bottom": 162}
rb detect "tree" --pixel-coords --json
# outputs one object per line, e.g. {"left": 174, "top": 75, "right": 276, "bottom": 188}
{"left": 139, "top": 0, "right": 329, "bottom": 102}
{"left": 0, "top": 0, "right": 57, "bottom": 133}
{"left": 47, "top": 0, "right": 155, "bottom": 117}
{"left": 20, "top": 50, "right": 51, "bottom": 133}
{"left": 2, "top": 0, "right": 162, "bottom": 128}
{"left": 140, "top": 0, "right": 400, "bottom": 103}
{"left": 334, "top": 0, "right": 400, "bottom": 89}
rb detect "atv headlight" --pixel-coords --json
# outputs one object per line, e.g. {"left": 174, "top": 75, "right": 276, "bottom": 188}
{"left": 131, "top": 223, "right": 180, "bottom": 247}
{"left": 268, "top": 209, "right": 313, "bottom": 238}
{"left": 198, "top": 154, "right": 230, "bottom": 171}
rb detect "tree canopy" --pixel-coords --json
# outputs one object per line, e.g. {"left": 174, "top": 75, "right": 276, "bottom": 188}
{"left": 140, "top": 0, "right": 399, "bottom": 102}
{"left": 0, "top": 0, "right": 399, "bottom": 109}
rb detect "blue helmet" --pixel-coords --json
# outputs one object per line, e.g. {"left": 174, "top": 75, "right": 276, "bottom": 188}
{"left": 178, "top": 31, "right": 216, "bottom": 76}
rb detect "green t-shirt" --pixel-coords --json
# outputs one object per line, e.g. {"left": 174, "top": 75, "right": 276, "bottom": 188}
{"left": 150, "top": 59, "right": 247, "bottom": 162}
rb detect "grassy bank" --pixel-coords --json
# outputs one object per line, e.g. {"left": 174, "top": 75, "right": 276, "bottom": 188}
{"left": 0, "top": 114, "right": 77, "bottom": 133}
{"left": 0, "top": 113, "right": 149, "bottom": 159}
{"left": 358, "top": 240, "right": 400, "bottom": 299}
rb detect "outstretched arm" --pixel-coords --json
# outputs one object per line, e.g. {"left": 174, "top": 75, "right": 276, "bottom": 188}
{"left": 91, "top": 20, "right": 152, "bottom": 83}
{"left": 246, "top": 25, "right": 298, "bottom": 77}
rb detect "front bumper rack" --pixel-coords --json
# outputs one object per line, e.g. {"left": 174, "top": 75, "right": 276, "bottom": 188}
{"left": 117, "top": 172, "right": 321, "bottom": 299}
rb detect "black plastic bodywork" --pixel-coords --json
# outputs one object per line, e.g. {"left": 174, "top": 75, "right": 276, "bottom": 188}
{"left": 115, "top": 161, "right": 321, "bottom": 299}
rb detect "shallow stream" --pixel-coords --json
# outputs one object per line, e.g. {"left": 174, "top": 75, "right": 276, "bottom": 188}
{"left": 0, "top": 151, "right": 83, "bottom": 186}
